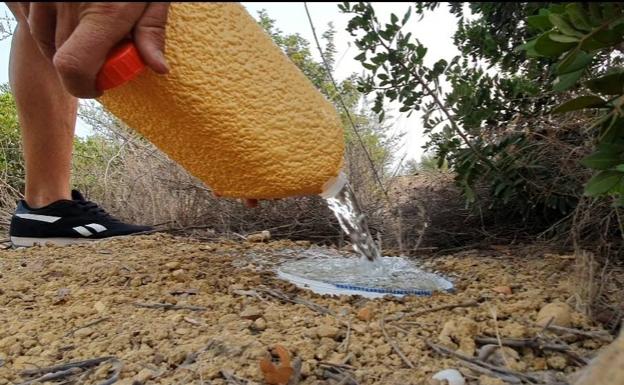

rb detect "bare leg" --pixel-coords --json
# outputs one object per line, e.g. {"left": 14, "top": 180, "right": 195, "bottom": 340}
{"left": 8, "top": 16, "right": 76, "bottom": 208}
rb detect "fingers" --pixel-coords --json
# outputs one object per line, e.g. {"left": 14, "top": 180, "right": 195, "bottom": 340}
{"left": 24, "top": 3, "right": 57, "bottom": 60}
{"left": 52, "top": 4, "right": 145, "bottom": 98}
{"left": 133, "top": 2, "right": 170, "bottom": 74}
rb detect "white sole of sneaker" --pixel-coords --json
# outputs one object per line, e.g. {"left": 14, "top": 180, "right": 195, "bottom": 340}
{"left": 10, "top": 236, "right": 98, "bottom": 248}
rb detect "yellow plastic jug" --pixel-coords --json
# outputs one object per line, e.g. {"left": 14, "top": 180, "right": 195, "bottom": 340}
{"left": 96, "top": 2, "right": 345, "bottom": 200}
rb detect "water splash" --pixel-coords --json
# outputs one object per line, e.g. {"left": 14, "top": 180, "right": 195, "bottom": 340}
{"left": 324, "top": 181, "right": 382, "bottom": 264}
{"left": 274, "top": 173, "right": 454, "bottom": 297}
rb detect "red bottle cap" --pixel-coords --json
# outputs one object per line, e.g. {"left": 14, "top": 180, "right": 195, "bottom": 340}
{"left": 96, "top": 41, "right": 146, "bottom": 92}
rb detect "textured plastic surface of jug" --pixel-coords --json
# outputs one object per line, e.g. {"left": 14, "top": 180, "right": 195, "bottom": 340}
{"left": 98, "top": 3, "right": 345, "bottom": 199}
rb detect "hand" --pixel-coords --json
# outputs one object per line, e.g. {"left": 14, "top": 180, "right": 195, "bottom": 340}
{"left": 14, "top": 2, "right": 170, "bottom": 98}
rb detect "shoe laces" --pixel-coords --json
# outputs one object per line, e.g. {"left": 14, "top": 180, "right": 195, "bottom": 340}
{"left": 75, "top": 200, "right": 119, "bottom": 222}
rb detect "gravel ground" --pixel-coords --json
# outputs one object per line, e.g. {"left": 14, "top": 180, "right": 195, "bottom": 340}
{"left": 0, "top": 233, "right": 615, "bottom": 385}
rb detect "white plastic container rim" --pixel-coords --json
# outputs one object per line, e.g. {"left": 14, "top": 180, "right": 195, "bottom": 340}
{"left": 277, "top": 269, "right": 455, "bottom": 299}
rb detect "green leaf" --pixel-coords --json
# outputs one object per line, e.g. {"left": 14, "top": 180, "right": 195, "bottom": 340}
{"left": 553, "top": 69, "right": 584, "bottom": 92}
{"left": 586, "top": 71, "right": 624, "bottom": 95}
{"left": 584, "top": 170, "right": 623, "bottom": 196}
{"left": 362, "top": 62, "right": 377, "bottom": 70}
{"left": 552, "top": 95, "right": 606, "bottom": 113}
{"left": 390, "top": 13, "right": 398, "bottom": 24}
{"left": 549, "top": 33, "right": 580, "bottom": 43}
{"left": 517, "top": 38, "right": 540, "bottom": 57}
{"left": 580, "top": 151, "right": 622, "bottom": 170}
{"left": 527, "top": 15, "right": 552, "bottom": 31}
{"left": 566, "top": 3, "right": 592, "bottom": 31}
{"left": 557, "top": 50, "right": 593, "bottom": 74}
{"left": 534, "top": 32, "right": 576, "bottom": 57}
{"left": 588, "top": 3, "right": 604, "bottom": 27}
{"left": 402, "top": 7, "right": 412, "bottom": 25}
{"left": 548, "top": 13, "right": 585, "bottom": 38}
{"left": 416, "top": 45, "right": 427, "bottom": 59}
{"left": 616, "top": 164, "right": 624, "bottom": 173}
{"left": 354, "top": 52, "right": 366, "bottom": 61}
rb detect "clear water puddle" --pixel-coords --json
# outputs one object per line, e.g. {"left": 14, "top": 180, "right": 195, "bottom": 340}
{"left": 276, "top": 176, "right": 454, "bottom": 298}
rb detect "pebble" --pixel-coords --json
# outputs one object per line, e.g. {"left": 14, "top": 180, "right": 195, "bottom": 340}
{"left": 357, "top": 307, "right": 373, "bottom": 322}
{"left": 94, "top": 301, "right": 107, "bottom": 314}
{"left": 252, "top": 318, "right": 267, "bottom": 331}
{"left": 317, "top": 325, "right": 340, "bottom": 339}
{"left": 74, "top": 327, "right": 94, "bottom": 338}
{"left": 537, "top": 302, "right": 572, "bottom": 327}
{"left": 172, "top": 269, "right": 188, "bottom": 283}
{"left": 240, "top": 306, "right": 263, "bottom": 321}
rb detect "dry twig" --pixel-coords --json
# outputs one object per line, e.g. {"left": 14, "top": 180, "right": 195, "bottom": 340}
{"left": 64, "top": 317, "right": 111, "bottom": 337}
{"left": 133, "top": 302, "right": 207, "bottom": 311}
{"left": 380, "top": 315, "right": 415, "bottom": 368}
{"left": 427, "top": 341, "right": 539, "bottom": 383}
{"left": 385, "top": 300, "right": 479, "bottom": 322}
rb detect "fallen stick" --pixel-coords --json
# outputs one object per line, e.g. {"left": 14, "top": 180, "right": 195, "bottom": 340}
{"left": 475, "top": 336, "right": 571, "bottom": 352}
{"left": 385, "top": 300, "right": 479, "bottom": 322}
{"left": 380, "top": 315, "right": 415, "bottom": 369}
{"left": 99, "top": 358, "right": 123, "bottom": 385}
{"left": 257, "top": 287, "right": 334, "bottom": 315}
{"left": 64, "top": 317, "right": 111, "bottom": 337}
{"left": 339, "top": 319, "right": 352, "bottom": 353}
{"left": 133, "top": 302, "right": 207, "bottom": 311}
{"left": 426, "top": 341, "right": 540, "bottom": 383}
{"left": 20, "top": 357, "right": 114, "bottom": 377}
{"left": 220, "top": 370, "right": 248, "bottom": 385}
{"left": 19, "top": 357, "right": 122, "bottom": 385}
{"left": 460, "top": 361, "right": 522, "bottom": 384}
{"left": 318, "top": 362, "right": 357, "bottom": 371}
{"left": 18, "top": 367, "right": 82, "bottom": 385}
{"left": 322, "top": 370, "right": 359, "bottom": 385}
{"left": 542, "top": 324, "right": 613, "bottom": 342}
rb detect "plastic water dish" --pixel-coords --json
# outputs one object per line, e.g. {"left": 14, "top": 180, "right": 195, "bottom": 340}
{"left": 276, "top": 254, "right": 455, "bottom": 299}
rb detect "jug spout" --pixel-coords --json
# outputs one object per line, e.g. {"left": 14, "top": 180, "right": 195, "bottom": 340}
{"left": 319, "top": 171, "right": 348, "bottom": 199}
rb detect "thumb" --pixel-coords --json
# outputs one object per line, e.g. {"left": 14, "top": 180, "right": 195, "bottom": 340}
{"left": 134, "top": 2, "right": 170, "bottom": 74}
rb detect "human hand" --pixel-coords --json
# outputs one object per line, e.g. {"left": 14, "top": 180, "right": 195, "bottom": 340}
{"left": 14, "top": 2, "right": 170, "bottom": 98}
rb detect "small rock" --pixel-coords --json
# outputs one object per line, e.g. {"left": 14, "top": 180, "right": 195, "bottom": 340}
{"left": 537, "top": 302, "right": 572, "bottom": 327}
{"left": 252, "top": 318, "right": 267, "bottom": 331}
{"left": 246, "top": 230, "right": 271, "bottom": 242}
{"left": 74, "top": 327, "right": 94, "bottom": 338}
{"left": 532, "top": 357, "right": 547, "bottom": 371}
{"left": 478, "top": 375, "right": 506, "bottom": 385}
{"left": 130, "top": 277, "right": 142, "bottom": 287}
{"left": 153, "top": 353, "right": 166, "bottom": 365}
{"left": 165, "top": 261, "right": 181, "bottom": 270}
{"left": 12, "top": 356, "right": 47, "bottom": 371}
{"left": 218, "top": 313, "right": 239, "bottom": 325}
{"left": 240, "top": 306, "right": 263, "bottom": 321}
{"left": 351, "top": 323, "right": 367, "bottom": 334}
{"left": 432, "top": 369, "right": 465, "bottom": 385}
{"left": 133, "top": 368, "right": 155, "bottom": 384}
{"left": 317, "top": 325, "right": 340, "bottom": 339}
{"left": 492, "top": 286, "right": 513, "bottom": 295}
{"left": 172, "top": 269, "right": 188, "bottom": 283}
{"left": 357, "top": 307, "right": 373, "bottom": 322}
{"left": 439, "top": 317, "right": 479, "bottom": 356}
{"left": 547, "top": 354, "right": 567, "bottom": 370}
{"left": 94, "top": 301, "right": 107, "bottom": 314}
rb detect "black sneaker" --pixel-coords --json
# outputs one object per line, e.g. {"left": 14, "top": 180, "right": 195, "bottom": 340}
{"left": 9, "top": 190, "right": 153, "bottom": 247}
